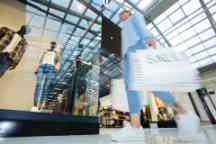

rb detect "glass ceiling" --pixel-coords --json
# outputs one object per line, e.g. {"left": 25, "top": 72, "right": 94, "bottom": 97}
{"left": 23, "top": 0, "right": 216, "bottom": 96}
{"left": 149, "top": 0, "right": 216, "bottom": 68}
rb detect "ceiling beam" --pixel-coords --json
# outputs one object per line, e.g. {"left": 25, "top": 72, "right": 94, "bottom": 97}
{"left": 144, "top": 0, "right": 179, "bottom": 23}
{"left": 30, "top": 0, "right": 101, "bottom": 25}
{"left": 18, "top": 0, "right": 98, "bottom": 35}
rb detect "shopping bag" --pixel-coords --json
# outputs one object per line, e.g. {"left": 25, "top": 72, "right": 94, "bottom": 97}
{"left": 128, "top": 47, "right": 201, "bottom": 92}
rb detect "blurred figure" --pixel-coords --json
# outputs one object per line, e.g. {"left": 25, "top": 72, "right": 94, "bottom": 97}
{"left": 112, "top": 9, "right": 186, "bottom": 142}
{"left": 33, "top": 41, "right": 61, "bottom": 110}
{"left": 0, "top": 25, "right": 31, "bottom": 77}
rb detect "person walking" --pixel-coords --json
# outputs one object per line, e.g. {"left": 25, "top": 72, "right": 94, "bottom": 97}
{"left": 112, "top": 9, "right": 184, "bottom": 142}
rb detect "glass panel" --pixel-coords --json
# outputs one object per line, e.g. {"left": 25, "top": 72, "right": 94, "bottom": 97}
{"left": 193, "top": 19, "right": 211, "bottom": 33}
{"left": 85, "top": 9, "right": 97, "bottom": 19}
{"left": 80, "top": 20, "right": 90, "bottom": 28}
{"left": 46, "top": 18, "right": 61, "bottom": 31}
{"left": 184, "top": 36, "right": 201, "bottom": 48}
{"left": 129, "top": 0, "right": 140, "bottom": 4}
{"left": 174, "top": 43, "right": 188, "bottom": 51}
{"left": 157, "top": 19, "right": 173, "bottom": 32}
{"left": 196, "top": 51, "right": 209, "bottom": 59}
{"left": 170, "top": 36, "right": 184, "bottom": 46}
{"left": 190, "top": 45, "right": 205, "bottom": 54}
{"left": 49, "top": 8, "right": 65, "bottom": 18}
{"left": 182, "top": 0, "right": 201, "bottom": 15}
{"left": 154, "top": 13, "right": 167, "bottom": 24}
{"left": 180, "top": 28, "right": 196, "bottom": 40}
{"left": 166, "top": 29, "right": 179, "bottom": 40}
{"left": 209, "top": 4, "right": 216, "bottom": 14}
{"left": 52, "top": 0, "right": 71, "bottom": 7}
{"left": 27, "top": 27, "right": 43, "bottom": 38}
{"left": 189, "top": 13, "right": 206, "bottom": 25}
{"left": 30, "top": 15, "right": 45, "bottom": 28}
{"left": 165, "top": 3, "right": 180, "bottom": 15}
{"left": 66, "top": 15, "right": 79, "bottom": 23}
{"left": 199, "top": 58, "right": 212, "bottom": 66}
{"left": 103, "top": 10, "right": 113, "bottom": 17}
{"left": 43, "top": 30, "right": 58, "bottom": 39}
{"left": 169, "top": 9, "right": 185, "bottom": 24}
{"left": 70, "top": 0, "right": 86, "bottom": 13}
{"left": 28, "top": 1, "right": 48, "bottom": 10}
{"left": 61, "top": 24, "right": 75, "bottom": 34}
{"left": 179, "top": 0, "right": 190, "bottom": 5}
{"left": 199, "top": 28, "right": 215, "bottom": 41}
{"left": 212, "top": 55, "right": 216, "bottom": 62}
{"left": 203, "top": 37, "right": 216, "bottom": 48}
{"left": 208, "top": 47, "right": 216, "bottom": 55}
{"left": 138, "top": 0, "right": 154, "bottom": 10}
{"left": 0, "top": 0, "right": 101, "bottom": 119}
{"left": 151, "top": 0, "right": 216, "bottom": 68}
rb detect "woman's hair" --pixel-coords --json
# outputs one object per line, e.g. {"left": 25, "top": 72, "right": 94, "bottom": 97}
{"left": 119, "top": 9, "right": 132, "bottom": 16}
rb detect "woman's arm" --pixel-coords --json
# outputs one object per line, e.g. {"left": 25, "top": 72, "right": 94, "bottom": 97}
{"left": 132, "top": 12, "right": 154, "bottom": 41}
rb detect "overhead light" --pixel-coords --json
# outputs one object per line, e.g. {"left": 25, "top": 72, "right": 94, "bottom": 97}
{"left": 138, "top": 0, "right": 153, "bottom": 10}
{"left": 77, "top": 2, "right": 86, "bottom": 12}
{"left": 0, "top": 121, "right": 16, "bottom": 136}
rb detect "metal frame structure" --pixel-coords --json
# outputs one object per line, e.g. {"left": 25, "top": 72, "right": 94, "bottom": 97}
{"left": 18, "top": 0, "right": 216, "bottom": 99}
{"left": 148, "top": 0, "right": 216, "bottom": 68}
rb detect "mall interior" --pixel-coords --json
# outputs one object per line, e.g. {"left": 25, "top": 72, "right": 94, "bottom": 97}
{"left": 0, "top": 0, "right": 216, "bottom": 143}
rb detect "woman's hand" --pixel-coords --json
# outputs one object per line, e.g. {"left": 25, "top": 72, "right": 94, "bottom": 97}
{"left": 146, "top": 39, "right": 157, "bottom": 47}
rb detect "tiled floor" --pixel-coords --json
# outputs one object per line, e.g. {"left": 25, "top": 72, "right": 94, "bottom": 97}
{"left": 1, "top": 126, "right": 216, "bottom": 144}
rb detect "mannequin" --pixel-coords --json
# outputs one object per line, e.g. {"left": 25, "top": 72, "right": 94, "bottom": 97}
{"left": 0, "top": 25, "right": 31, "bottom": 77}
{"left": 33, "top": 41, "right": 61, "bottom": 110}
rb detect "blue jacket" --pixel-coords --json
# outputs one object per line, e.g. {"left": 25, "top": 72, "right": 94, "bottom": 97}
{"left": 121, "top": 12, "right": 154, "bottom": 57}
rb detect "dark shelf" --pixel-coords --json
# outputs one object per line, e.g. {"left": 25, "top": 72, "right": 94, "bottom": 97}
{"left": 0, "top": 109, "right": 99, "bottom": 137}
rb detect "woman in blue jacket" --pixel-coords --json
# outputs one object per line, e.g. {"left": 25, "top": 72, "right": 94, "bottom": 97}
{"left": 112, "top": 9, "right": 184, "bottom": 142}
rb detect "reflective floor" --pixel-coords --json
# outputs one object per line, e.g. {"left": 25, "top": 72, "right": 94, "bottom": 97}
{"left": 1, "top": 126, "right": 216, "bottom": 144}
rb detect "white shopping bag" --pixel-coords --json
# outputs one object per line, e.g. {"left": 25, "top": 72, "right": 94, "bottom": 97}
{"left": 111, "top": 79, "right": 150, "bottom": 112}
{"left": 129, "top": 47, "right": 201, "bottom": 92}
